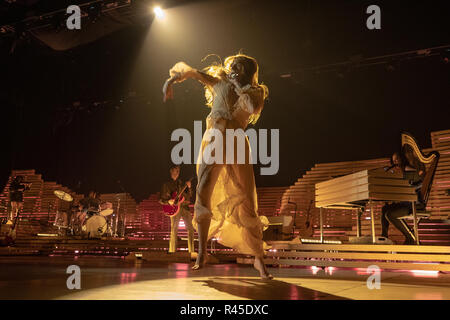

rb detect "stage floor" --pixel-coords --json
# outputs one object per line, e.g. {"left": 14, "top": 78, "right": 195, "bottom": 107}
{"left": 0, "top": 256, "right": 449, "bottom": 300}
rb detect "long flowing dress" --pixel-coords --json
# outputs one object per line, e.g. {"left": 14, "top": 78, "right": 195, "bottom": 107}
{"left": 186, "top": 71, "right": 268, "bottom": 257}
{"left": 168, "top": 61, "right": 268, "bottom": 256}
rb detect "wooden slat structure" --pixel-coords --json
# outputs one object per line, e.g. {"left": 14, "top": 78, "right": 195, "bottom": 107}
{"left": 129, "top": 187, "right": 287, "bottom": 240}
{"left": 131, "top": 193, "right": 171, "bottom": 240}
{"left": 316, "top": 169, "right": 417, "bottom": 207}
{"left": 0, "top": 237, "right": 180, "bottom": 257}
{"left": 279, "top": 158, "right": 391, "bottom": 242}
{"left": 238, "top": 243, "right": 450, "bottom": 272}
{"left": 315, "top": 168, "right": 419, "bottom": 243}
{"left": 256, "top": 186, "right": 287, "bottom": 217}
{"left": 235, "top": 130, "right": 450, "bottom": 272}
{"left": 0, "top": 170, "right": 137, "bottom": 238}
{"left": 426, "top": 129, "right": 450, "bottom": 220}
{"left": 1, "top": 129, "right": 449, "bottom": 267}
{"left": 278, "top": 129, "right": 450, "bottom": 245}
{"left": 0, "top": 171, "right": 286, "bottom": 242}
{"left": 0, "top": 170, "right": 76, "bottom": 236}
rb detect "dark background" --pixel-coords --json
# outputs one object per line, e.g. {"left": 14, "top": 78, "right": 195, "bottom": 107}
{"left": 1, "top": 0, "right": 449, "bottom": 201}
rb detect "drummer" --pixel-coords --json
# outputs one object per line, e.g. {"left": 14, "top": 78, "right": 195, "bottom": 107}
{"left": 79, "top": 191, "right": 101, "bottom": 219}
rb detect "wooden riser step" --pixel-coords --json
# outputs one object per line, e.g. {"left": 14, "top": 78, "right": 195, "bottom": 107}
{"left": 238, "top": 243, "right": 450, "bottom": 272}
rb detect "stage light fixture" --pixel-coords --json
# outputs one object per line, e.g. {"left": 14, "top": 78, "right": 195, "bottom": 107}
{"left": 153, "top": 6, "right": 165, "bottom": 19}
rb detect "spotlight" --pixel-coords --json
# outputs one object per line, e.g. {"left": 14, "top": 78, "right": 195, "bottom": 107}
{"left": 153, "top": 6, "right": 165, "bottom": 19}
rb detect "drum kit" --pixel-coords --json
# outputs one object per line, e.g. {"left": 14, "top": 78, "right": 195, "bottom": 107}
{"left": 53, "top": 190, "right": 117, "bottom": 239}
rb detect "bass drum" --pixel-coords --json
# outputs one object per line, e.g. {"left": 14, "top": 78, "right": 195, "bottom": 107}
{"left": 82, "top": 215, "right": 107, "bottom": 238}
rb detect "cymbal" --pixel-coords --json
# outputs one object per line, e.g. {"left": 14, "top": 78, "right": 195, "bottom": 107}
{"left": 100, "top": 209, "right": 114, "bottom": 216}
{"left": 54, "top": 190, "right": 73, "bottom": 202}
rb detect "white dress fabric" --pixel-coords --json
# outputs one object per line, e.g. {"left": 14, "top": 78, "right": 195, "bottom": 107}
{"left": 170, "top": 62, "right": 268, "bottom": 256}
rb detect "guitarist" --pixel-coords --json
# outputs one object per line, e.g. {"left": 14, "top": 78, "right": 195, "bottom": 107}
{"left": 1, "top": 176, "right": 30, "bottom": 246}
{"left": 7, "top": 176, "right": 31, "bottom": 225}
{"left": 159, "top": 165, "right": 194, "bottom": 253}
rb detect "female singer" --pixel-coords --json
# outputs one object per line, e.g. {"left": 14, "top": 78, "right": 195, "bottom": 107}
{"left": 162, "top": 54, "right": 272, "bottom": 279}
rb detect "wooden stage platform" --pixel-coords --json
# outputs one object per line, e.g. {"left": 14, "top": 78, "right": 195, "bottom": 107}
{"left": 1, "top": 235, "right": 450, "bottom": 274}
{"left": 241, "top": 242, "right": 450, "bottom": 273}
{"left": 0, "top": 236, "right": 243, "bottom": 264}
{"left": 2, "top": 255, "right": 449, "bottom": 300}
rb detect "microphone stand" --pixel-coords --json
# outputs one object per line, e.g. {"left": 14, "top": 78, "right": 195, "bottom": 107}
{"left": 117, "top": 181, "right": 127, "bottom": 238}
{"left": 287, "top": 198, "right": 297, "bottom": 237}
{"left": 113, "top": 195, "right": 121, "bottom": 238}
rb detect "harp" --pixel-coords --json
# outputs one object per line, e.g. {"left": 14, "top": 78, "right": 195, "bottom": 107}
{"left": 401, "top": 132, "right": 440, "bottom": 206}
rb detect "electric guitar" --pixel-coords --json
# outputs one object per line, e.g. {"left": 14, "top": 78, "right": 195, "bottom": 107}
{"left": 162, "top": 178, "right": 194, "bottom": 217}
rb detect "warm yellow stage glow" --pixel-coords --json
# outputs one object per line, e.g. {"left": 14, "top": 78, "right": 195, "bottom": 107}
{"left": 56, "top": 275, "right": 450, "bottom": 300}
{"left": 153, "top": 6, "right": 165, "bottom": 19}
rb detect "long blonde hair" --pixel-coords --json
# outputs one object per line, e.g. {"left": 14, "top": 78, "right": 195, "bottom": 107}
{"left": 202, "top": 54, "right": 269, "bottom": 124}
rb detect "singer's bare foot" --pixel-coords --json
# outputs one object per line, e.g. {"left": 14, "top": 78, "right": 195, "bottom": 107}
{"left": 254, "top": 257, "right": 273, "bottom": 280}
{"left": 192, "top": 252, "right": 207, "bottom": 270}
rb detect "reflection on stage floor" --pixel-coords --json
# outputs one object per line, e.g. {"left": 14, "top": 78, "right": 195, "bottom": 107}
{"left": 0, "top": 256, "right": 449, "bottom": 300}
